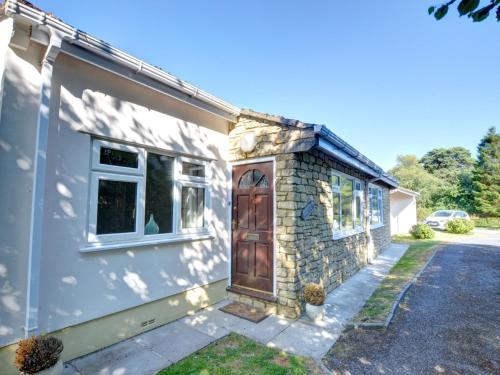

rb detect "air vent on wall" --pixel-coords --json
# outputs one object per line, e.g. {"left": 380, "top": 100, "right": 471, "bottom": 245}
{"left": 140, "top": 318, "right": 156, "bottom": 328}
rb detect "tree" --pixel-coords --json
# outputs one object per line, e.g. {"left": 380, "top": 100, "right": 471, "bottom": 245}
{"left": 420, "top": 147, "right": 474, "bottom": 178}
{"left": 473, "top": 127, "right": 500, "bottom": 217}
{"left": 428, "top": 0, "right": 500, "bottom": 22}
{"left": 420, "top": 147, "right": 475, "bottom": 212}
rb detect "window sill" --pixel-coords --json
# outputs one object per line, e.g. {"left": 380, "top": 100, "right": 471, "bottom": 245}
{"left": 333, "top": 229, "right": 364, "bottom": 240}
{"left": 370, "top": 223, "right": 385, "bottom": 230}
{"left": 80, "top": 232, "right": 214, "bottom": 253}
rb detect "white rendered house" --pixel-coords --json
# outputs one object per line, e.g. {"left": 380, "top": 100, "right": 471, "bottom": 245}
{"left": 0, "top": 2, "right": 399, "bottom": 372}
{"left": 390, "top": 187, "right": 420, "bottom": 235}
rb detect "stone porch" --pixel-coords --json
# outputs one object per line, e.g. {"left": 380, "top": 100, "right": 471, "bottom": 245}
{"left": 227, "top": 110, "right": 393, "bottom": 319}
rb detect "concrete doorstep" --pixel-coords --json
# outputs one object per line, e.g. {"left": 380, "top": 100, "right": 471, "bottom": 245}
{"left": 65, "top": 243, "right": 408, "bottom": 374}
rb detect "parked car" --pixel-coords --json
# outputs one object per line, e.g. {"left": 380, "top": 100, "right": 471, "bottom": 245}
{"left": 425, "top": 210, "right": 471, "bottom": 230}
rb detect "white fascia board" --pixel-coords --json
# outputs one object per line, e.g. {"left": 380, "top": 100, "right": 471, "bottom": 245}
{"left": 4, "top": 0, "right": 241, "bottom": 120}
{"left": 315, "top": 125, "right": 399, "bottom": 188}
{"left": 317, "top": 138, "right": 398, "bottom": 188}
{"left": 317, "top": 138, "right": 379, "bottom": 178}
{"left": 391, "top": 187, "right": 420, "bottom": 197}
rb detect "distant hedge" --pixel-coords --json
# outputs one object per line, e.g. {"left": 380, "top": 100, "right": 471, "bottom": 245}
{"left": 472, "top": 217, "right": 500, "bottom": 229}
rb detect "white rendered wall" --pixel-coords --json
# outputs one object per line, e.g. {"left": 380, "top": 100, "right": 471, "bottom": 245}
{"left": 390, "top": 192, "right": 417, "bottom": 235}
{"left": 0, "top": 21, "right": 46, "bottom": 346}
{"left": 1, "top": 40, "right": 231, "bottom": 340}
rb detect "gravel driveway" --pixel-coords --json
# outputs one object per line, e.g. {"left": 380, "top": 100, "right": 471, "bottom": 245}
{"left": 324, "top": 231, "right": 500, "bottom": 375}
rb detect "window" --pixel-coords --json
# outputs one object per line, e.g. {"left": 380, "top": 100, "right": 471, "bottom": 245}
{"left": 92, "top": 140, "right": 145, "bottom": 174}
{"left": 144, "top": 153, "right": 174, "bottom": 235}
{"left": 97, "top": 180, "right": 137, "bottom": 235}
{"left": 238, "top": 169, "right": 269, "bottom": 188}
{"left": 88, "top": 139, "right": 210, "bottom": 244}
{"left": 431, "top": 210, "right": 453, "bottom": 217}
{"left": 341, "top": 178, "right": 353, "bottom": 229}
{"left": 181, "top": 186, "right": 205, "bottom": 228}
{"left": 354, "top": 181, "right": 365, "bottom": 228}
{"left": 100, "top": 147, "right": 138, "bottom": 168}
{"left": 331, "top": 172, "right": 364, "bottom": 238}
{"left": 177, "top": 156, "right": 210, "bottom": 232}
{"left": 369, "top": 185, "right": 384, "bottom": 226}
{"left": 332, "top": 176, "right": 341, "bottom": 231}
{"left": 182, "top": 161, "right": 205, "bottom": 178}
{"left": 355, "top": 196, "right": 362, "bottom": 227}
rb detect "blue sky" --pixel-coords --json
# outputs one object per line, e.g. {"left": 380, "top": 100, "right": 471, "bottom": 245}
{"left": 34, "top": 0, "right": 499, "bottom": 170}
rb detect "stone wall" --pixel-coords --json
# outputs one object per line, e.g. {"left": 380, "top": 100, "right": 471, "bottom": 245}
{"left": 228, "top": 112, "right": 392, "bottom": 318}
{"left": 275, "top": 151, "right": 392, "bottom": 317}
{"left": 228, "top": 110, "right": 316, "bottom": 162}
{"left": 371, "top": 188, "right": 392, "bottom": 255}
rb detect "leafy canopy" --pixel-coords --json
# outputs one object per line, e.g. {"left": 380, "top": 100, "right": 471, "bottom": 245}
{"left": 390, "top": 128, "right": 499, "bottom": 219}
{"left": 428, "top": 0, "right": 500, "bottom": 22}
{"left": 473, "top": 127, "right": 500, "bottom": 216}
{"left": 420, "top": 147, "right": 474, "bottom": 178}
{"left": 420, "top": 147, "right": 475, "bottom": 213}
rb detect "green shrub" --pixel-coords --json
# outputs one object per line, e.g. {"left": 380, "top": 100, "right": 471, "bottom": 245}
{"left": 410, "top": 223, "right": 435, "bottom": 239}
{"left": 445, "top": 219, "right": 474, "bottom": 234}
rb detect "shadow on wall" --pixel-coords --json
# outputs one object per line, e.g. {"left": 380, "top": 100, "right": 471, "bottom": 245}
{"left": 0, "top": 44, "right": 45, "bottom": 345}
{"left": 1, "top": 47, "right": 230, "bottom": 346}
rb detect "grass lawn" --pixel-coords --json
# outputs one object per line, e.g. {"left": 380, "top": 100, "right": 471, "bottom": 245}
{"left": 353, "top": 238, "right": 439, "bottom": 323}
{"left": 393, "top": 228, "right": 477, "bottom": 243}
{"left": 472, "top": 216, "right": 500, "bottom": 230}
{"left": 157, "top": 333, "right": 323, "bottom": 375}
{"left": 355, "top": 229, "right": 478, "bottom": 324}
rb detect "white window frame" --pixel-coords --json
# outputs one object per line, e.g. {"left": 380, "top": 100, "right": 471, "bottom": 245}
{"left": 88, "top": 172, "right": 145, "bottom": 243}
{"left": 176, "top": 156, "right": 211, "bottom": 234}
{"left": 87, "top": 138, "right": 212, "bottom": 248}
{"left": 92, "top": 139, "right": 145, "bottom": 175}
{"left": 141, "top": 150, "right": 177, "bottom": 240}
{"left": 369, "top": 184, "right": 384, "bottom": 228}
{"left": 331, "top": 171, "right": 365, "bottom": 239}
{"left": 178, "top": 156, "right": 210, "bottom": 182}
{"left": 177, "top": 180, "right": 211, "bottom": 234}
{"left": 354, "top": 182, "right": 365, "bottom": 231}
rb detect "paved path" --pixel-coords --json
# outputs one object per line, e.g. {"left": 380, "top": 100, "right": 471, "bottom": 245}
{"left": 268, "top": 243, "right": 408, "bottom": 359}
{"left": 324, "top": 230, "right": 500, "bottom": 374}
{"left": 65, "top": 243, "right": 408, "bottom": 374}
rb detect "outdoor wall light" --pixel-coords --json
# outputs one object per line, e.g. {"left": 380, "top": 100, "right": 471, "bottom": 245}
{"left": 240, "top": 132, "right": 257, "bottom": 153}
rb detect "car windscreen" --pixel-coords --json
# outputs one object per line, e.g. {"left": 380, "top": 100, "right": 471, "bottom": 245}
{"left": 432, "top": 211, "right": 454, "bottom": 217}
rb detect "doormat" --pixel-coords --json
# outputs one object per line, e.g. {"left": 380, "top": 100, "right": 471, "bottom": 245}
{"left": 220, "top": 302, "right": 269, "bottom": 323}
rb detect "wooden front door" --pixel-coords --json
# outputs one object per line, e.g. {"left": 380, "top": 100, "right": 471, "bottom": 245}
{"left": 231, "top": 162, "right": 274, "bottom": 293}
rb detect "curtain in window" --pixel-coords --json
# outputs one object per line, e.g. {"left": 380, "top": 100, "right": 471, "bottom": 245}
{"left": 181, "top": 187, "right": 205, "bottom": 228}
